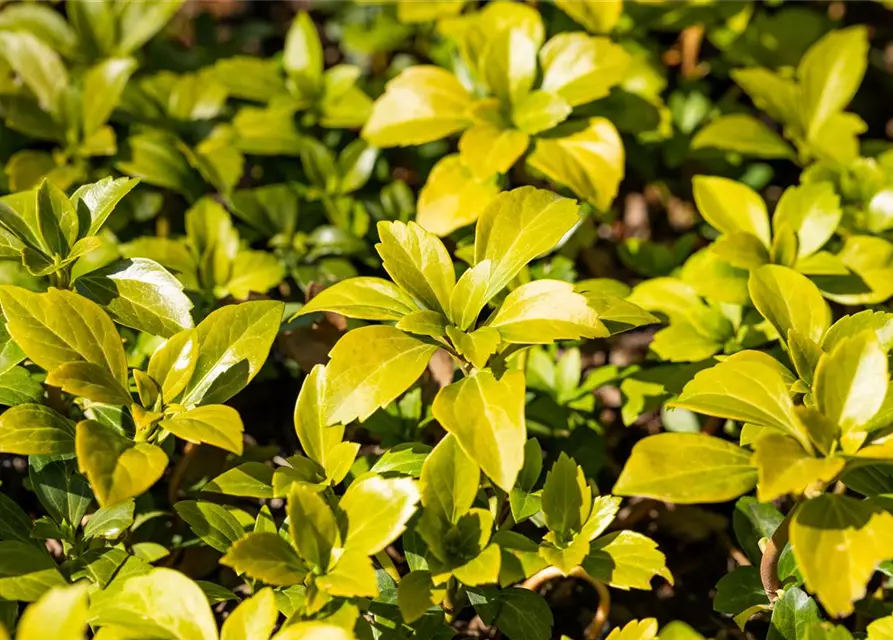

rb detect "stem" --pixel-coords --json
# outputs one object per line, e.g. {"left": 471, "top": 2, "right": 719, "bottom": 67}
{"left": 521, "top": 566, "right": 610, "bottom": 640}
{"left": 760, "top": 515, "right": 791, "bottom": 603}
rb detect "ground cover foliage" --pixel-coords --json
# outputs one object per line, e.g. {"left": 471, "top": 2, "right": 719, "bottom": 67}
{"left": 1, "top": 0, "right": 893, "bottom": 638}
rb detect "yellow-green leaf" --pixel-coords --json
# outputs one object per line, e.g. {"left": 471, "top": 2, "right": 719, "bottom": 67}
{"left": 339, "top": 475, "right": 420, "bottom": 555}
{"left": 420, "top": 433, "right": 479, "bottom": 524}
{"left": 432, "top": 369, "right": 526, "bottom": 492}
{"left": 147, "top": 329, "right": 199, "bottom": 403}
{"left": 474, "top": 186, "right": 580, "bottom": 300}
{"left": 288, "top": 483, "right": 338, "bottom": 571}
{"left": 221, "top": 588, "right": 278, "bottom": 640}
{"left": 691, "top": 114, "right": 794, "bottom": 159}
{"left": 417, "top": 154, "right": 501, "bottom": 237}
{"left": 490, "top": 279, "right": 607, "bottom": 343}
{"left": 16, "top": 583, "right": 88, "bottom": 640}
{"left": 448, "top": 260, "right": 492, "bottom": 331}
{"left": 46, "top": 362, "right": 132, "bottom": 406}
{"left": 0, "top": 403, "right": 74, "bottom": 455}
{"left": 362, "top": 66, "right": 473, "bottom": 147}
{"left": 614, "top": 433, "right": 756, "bottom": 503}
{"left": 294, "top": 364, "right": 346, "bottom": 474}
{"left": 527, "top": 117, "right": 623, "bottom": 211}
{"left": 751, "top": 433, "right": 844, "bottom": 502}
{"left": 221, "top": 532, "right": 305, "bottom": 586}
{"left": 582, "top": 531, "right": 672, "bottom": 590}
{"left": 814, "top": 331, "right": 888, "bottom": 433}
{"left": 539, "top": 33, "right": 630, "bottom": 107}
{"left": 749, "top": 265, "right": 831, "bottom": 344}
{"left": 692, "top": 176, "right": 770, "bottom": 247}
{"left": 790, "top": 495, "right": 893, "bottom": 617}
{"left": 295, "top": 277, "right": 418, "bottom": 321}
{"left": 376, "top": 220, "right": 455, "bottom": 313}
{"left": 75, "top": 420, "right": 167, "bottom": 507}
{"left": 458, "top": 124, "right": 529, "bottom": 179}
{"left": 88, "top": 568, "right": 217, "bottom": 640}
{"left": 323, "top": 325, "right": 438, "bottom": 425}
{"left": 160, "top": 405, "right": 244, "bottom": 455}
{"left": 0, "top": 286, "right": 127, "bottom": 385}
{"left": 554, "top": 0, "right": 622, "bottom": 33}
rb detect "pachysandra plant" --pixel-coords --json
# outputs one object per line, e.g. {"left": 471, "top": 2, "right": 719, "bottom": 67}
{"left": 693, "top": 26, "right": 869, "bottom": 165}
{"left": 362, "top": 0, "right": 630, "bottom": 235}
{"left": 617, "top": 263, "right": 893, "bottom": 620}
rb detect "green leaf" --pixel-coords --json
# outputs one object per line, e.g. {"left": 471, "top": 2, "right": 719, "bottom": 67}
{"left": 16, "top": 583, "right": 88, "bottom": 640}
{"left": 614, "top": 433, "right": 756, "bottom": 503}
{"left": 712, "top": 566, "right": 769, "bottom": 615}
{"left": 433, "top": 369, "right": 526, "bottom": 492}
{"left": 160, "top": 405, "right": 244, "bottom": 454}
{"left": 814, "top": 331, "right": 888, "bottom": 434}
{"left": 362, "top": 66, "right": 473, "bottom": 147}
{"left": 46, "top": 362, "right": 132, "bottom": 406}
{"left": 323, "top": 325, "right": 438, "bottom": 425}
{"left": 221, "top": 588, "right": 277, "bottom": 640}
{"left": 799, "top": 26, "right": 868, "bottom": 141}
{"left": 0, "top": 31, "right": 67, "bottom": 113}
{"left": 490, "top": 280, "right": 606, "bottom": 343}
{"left": 221, "top": 532, "right": 305, "bottom": 586}
{"left": 473, "top": 587, "right": 553, "bottom": 640}
{"left": 36, "top": 178, "right": 77, "bottom": 255}
{"left": 0, "top": 491, "right": 36, "bottom": 544}
{"left": 75, "top": 420, "right": 168, "bottom": 507}
{"left": 115, "top": 0, "right": 184, "bottom": 55}
{"left": 180, "top": 300, "right": 283, "bottom": 406}
{"left": 293, "top": 365, "right": 349, "bottom": 478}
{"left": 527, "top": 118, "right": 623, "bottom": 211}
{"left": 752, "top": 433, "right": 844, "bottom": 502}
{"left": 287, "top": 483, "right": 338, "bottom": 571}
{"left": 204, "top": 463, "right": 274, "bottom": 499}
{"left": 0, "top": 367, "right": 43, "bottom": 407}
{"left": 582, "top": 530, "right": 671, "bottom": 590}
{"left": 790, "top": 494, "right": 893, "bottom": 617}
{"left": 416, "top": 154, "right": 501, "bottom": 237}
{"left": 691, "top": 114, "right": 794, "bottom": 159}
{"left": 147, "top": 329, "right": 199, "bottom": 403}
{"left": 0, "top": 286, "right": 127, "bottom": 385}
{"left": 83, "top": 500, "right": 135, "bottom": 541}
{"left": 397, "top": 570, "right": 440, "bottom": 623}
{"left": 82, "top": 58, "right": 137, "bottom": 135}
{"left": 671, "top": 351, "right": 806, "bottom": 444}
{"left": 420, "top": 434, "right": 479, "bottom": 524}
{"left": 539, "top": 33, "right": 630, "bottom": 108}
{"left": 283, "top": 12, "right": 323, "bottom": 95}
{"left": 554, "top": 0, "right": 621, "bottom": 33}
{"left": 339, "top": 475, "right": 420, "bottom": 555}
{"left": 541, "top": 452, "right": 588, "bottom": 540}
{"left": 0, "top": 541, "right": 65, "bottom": 602}
{"left": 773, "top": 183, "right": 842, "bottom": 260}
{"left": 296, "top": 277, "right": 417, "bottom": 321}
{"left": 475, "top": 186, "right": 580, "bottom": 300}
{"left": 273, "top": 622, "right": 355, "bottom": 640}
{"left": 693, "top": 176, "right": 770, "bottom": 247}
{"left": 74, "top": 258, "right": 194, "bottom": 338}
{"left": 174, "top": 500, "right": 245, "bottom": 553}
{"left": 749, "top": 265, "right": 830, "bottom": 345}
{"left": 29, "top": 459, "right": 90, "bottom": 527}
{"left": 376, "top": 220, "right": 455, "bottom": 313}
{"left": 768, "top": 586, "right": 821, "bottom": 640}
{"left": 0, "top": 404, "right": 74, "bottom": 455}
{"left": 89, "top": 568, "right": 217, "bottom": 640}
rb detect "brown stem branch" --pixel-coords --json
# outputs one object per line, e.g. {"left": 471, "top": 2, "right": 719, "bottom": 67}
{"left": 521, "top": 566, "right": 611, "bottom": 640}
{"left": 760, "top": 516, "right": 791, "bottom": 603}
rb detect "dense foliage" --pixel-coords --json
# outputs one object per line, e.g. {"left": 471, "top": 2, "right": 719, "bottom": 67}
{"left": 2, "top": 1, "right": 893, "bottom": 639}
